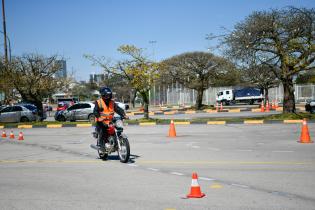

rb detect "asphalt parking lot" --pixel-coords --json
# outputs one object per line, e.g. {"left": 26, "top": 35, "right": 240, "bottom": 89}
{"left": 0, "top": 124, "right": 314, "bottom": 210}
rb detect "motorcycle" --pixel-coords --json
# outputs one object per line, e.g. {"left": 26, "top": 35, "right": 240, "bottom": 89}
{"left": 90, "top": 116, "right": 130, "bottom": 163}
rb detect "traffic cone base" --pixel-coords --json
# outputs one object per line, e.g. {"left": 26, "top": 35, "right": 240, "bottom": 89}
{"left": 187, "top": 173, "right": 205, "bottom": 198}
{"left": 18, "top": 132, "right": 24, "bottom": 141}
{"left": 168, "top": 120, "right": 176, "bottom": 137}
{"left": 299, "top": 119, "right": 312, "bottom": 143}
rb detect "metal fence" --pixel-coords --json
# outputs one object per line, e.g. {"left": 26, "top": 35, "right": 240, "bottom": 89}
{"left": 148, "top": 83, "right": 315, "bottom": 106}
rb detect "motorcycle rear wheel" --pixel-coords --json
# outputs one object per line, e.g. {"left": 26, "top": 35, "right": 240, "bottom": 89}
{"left": 118, "top": 136, "right": 130, "bottom": 163}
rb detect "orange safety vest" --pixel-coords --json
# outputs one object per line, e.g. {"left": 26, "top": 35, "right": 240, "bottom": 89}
{"left": 96, "top": 99, "right": 115, "bottom": 124}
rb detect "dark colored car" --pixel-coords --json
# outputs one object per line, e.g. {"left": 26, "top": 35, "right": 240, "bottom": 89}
{"left": 305, "top": 100, "right": 315, "bottom": 113}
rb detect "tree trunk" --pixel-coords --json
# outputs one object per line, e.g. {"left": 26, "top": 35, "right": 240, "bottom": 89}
{"left": 131, "top": 90, "right": 137, "bottom": 108}
{"left": 282, "top": 78, "right": 296, "bottom": 113}
{"left": 140, "top": 91, "right": 149, "bottom": 119}
{"left": 195, "top": 88, "right": 204, "bottom": 110}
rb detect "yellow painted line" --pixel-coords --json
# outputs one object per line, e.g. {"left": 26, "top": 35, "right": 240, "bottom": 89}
{"left": 172, "top": 106, "right": 180, "bottom": 109}
{"left": 126, "top": 112, "right": 134, "bottom": 116}
{"left": 164, "top": 111, "right": 176, "bottom": 115}
{"left": 137, "top": 160, "right": 313, "bottom": 165}
{"left": 76, "top": 123, "right": 92, "bottom": 127}
{"left": 276, "top": 107, "right": 283, "bottom": 111}
{"left": 185, "top": 110, "right": 196, "bottom": 114}
{"left": 251, "top": 109, "right": 261, "bottom": 112}
{"left": 139, "top": 122, "right": 156, "bottom": 126}
{"left": 17, "top": 125, "right": 33, "bottom": 129}
{"left": 47, "top": 124, "right": 62, "bottom": 128}
{"left": 174, "top": 121, "right": 190, "bottom": 125}
{"left": 210, "top": 183, "right": 223, "bottom": 189}
{"left": 206, "top": 109, "right": 217, "bottom": 113}
{"left": 149, "top": 112, "right": 155, "bottom": 116}
{"left": 229, "top": 109, "right": 240, "bottom": 113}
{"left": 283, "top": 120, "right": 303, "bottom": 124}
{"left": 207, "top": 121, "right": 226, "bottom": 125}
{"left": 244, "top": 120, "right": 264, "bottom": 124}
{"left": 0, "top": 125, "right": 4, "bottom": 129}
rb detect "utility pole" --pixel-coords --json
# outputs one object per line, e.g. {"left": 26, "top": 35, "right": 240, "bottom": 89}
{"left": 2, "top": 0, "right": 8, "bottom": 64}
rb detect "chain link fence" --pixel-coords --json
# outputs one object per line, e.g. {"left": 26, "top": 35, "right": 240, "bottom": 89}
{"left": 148, "top": 83, "right": 315, "bottom": 106}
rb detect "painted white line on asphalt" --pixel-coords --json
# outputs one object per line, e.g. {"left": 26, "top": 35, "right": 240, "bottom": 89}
{"left": 235, "top": 149, "right": 253, "bottom": 152}
{"left": 147, "top": 167, "right": 159, "bottom": 171}
{"left": 127, "top": 164, "right": 138, "bottom": 167}
{"left": 208, "top": 147, "right": 221, "bottom": 151}
{"left": 170, "top": 172, "right": 184, "bottom": 176}
{"left": 192, "top": 146, "right": 200, "bottom": 149}
{"left": 199, "top": 177, "right": 215, "bottom": 181}
{"left": 272, "top": 150, "right": 294, "bottom": 153}
{"left": 257, "top": 143, "right": 265, "bottom": 145}
{"left": 231, "top": 183, "right": 249, "bottom": 188}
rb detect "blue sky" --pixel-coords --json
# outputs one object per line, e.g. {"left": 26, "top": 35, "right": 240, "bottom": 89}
{"left": 4, "top": 0, "right": 315, "bottom": 81}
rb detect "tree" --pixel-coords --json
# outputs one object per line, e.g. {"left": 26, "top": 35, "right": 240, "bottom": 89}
{"left": 221, "top": 7, "right": 315, "bottom": 113}
{"left": 5, "top": 54, "right": 68, "bottom": 118}
{"left": 85, "top": 45, "right": 160, "bottom": 119}
{"left": 295, "top": 70, "right": 315, "bottom": 84}
{"left": 242, "top": 62, "right": 280, "bottom": 103}
{"left": 162, "top": 51, "right": 238, "bottom": 109}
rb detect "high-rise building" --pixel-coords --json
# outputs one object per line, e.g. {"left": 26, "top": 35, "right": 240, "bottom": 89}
{"left": 55, "top": 60, "right": 67, "bottom": 78}
{"left": 89, "top": 73, "right": 105, "bottom": 84}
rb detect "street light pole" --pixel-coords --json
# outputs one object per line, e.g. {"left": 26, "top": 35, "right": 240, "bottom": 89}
{"left": 1, "top": 0, "right": 8, "bottom": 64}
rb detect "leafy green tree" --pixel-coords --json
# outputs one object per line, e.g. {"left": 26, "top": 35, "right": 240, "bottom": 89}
{"left": 220, "top": 7, "right": 315, "bottom": 113}
{"left": 85, "top": 45, "right": 160, "bottom": 119}
{"left": 5, "top": 54, "right": 68, "bottom": 118}
{"left": 162, "top": 51, "right": 238, "bottom": 109}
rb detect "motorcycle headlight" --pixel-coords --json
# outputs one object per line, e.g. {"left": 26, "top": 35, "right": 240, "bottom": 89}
{"left": 115, "top": 120, "right": 124, "bottom": 128}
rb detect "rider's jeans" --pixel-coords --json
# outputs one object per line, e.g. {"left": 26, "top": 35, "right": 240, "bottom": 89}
{"left": 96, "top": 122, "right": 109, "bottom": 147}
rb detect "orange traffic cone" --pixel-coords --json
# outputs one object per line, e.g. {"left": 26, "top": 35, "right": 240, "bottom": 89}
{"left": 168, "top": 120, "right": 176, "bottom": 137}
{"left": 1, "top": 130, "right": 7, "bottom": 138}
{"left": 18, "top": 132, "right": 24, "bottom": 141}
{"left": 9, "top": 131, "right": 15, "bottom": 139}
{"left": 215, "top": 102, "right": 218, "bottom": 112}
{"left": 299, "top": 119, "right": 313, "bottom": 143}
{"left": 187, "top": 172, "right": 205, "bottom": 198}
{"left": 260, "top": 101, "right": 265, "bottom": 112}
{"left": 220, "top": 102, "right": 223, "bottom": 111}
{"left": 266, "top": 100, "right": 270, "bottom": 112}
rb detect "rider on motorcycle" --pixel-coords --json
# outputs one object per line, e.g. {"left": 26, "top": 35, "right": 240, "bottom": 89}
{"left": 94, "top": 87, "right": 129, "bottom": 149}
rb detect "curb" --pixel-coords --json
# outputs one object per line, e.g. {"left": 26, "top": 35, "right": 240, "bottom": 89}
{"left": 1, "top": 120, "right": 314, "bottom": 129}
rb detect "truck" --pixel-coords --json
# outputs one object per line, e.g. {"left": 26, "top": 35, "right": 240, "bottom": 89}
{"left": 216, "top": 87, "right": 264, "bottom": 105}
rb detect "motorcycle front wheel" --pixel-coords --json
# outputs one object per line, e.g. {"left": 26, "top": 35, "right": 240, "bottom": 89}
{"left": 118, "top": 135, "right": 130, "bottom": 163}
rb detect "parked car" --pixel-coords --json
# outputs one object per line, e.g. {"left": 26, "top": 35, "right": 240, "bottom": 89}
{"left": 0, "top": 105, "right": 37, "bottom": 123}
{"left": 305, "top": 100, "right": 315, "bottom": 113}
{"left": 16, "top": 103, "right": 47, "bottom": 121}
{"left": 56, "top": 102, "right": 69, "bottom": 111}
{"left": 55, "top": 102, "right": 95, "bottom": 122}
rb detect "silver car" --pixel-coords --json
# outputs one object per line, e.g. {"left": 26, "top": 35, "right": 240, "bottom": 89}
{"left": 57, "top": 102, "right": 95, "bottom": 122}
{"left": 0, "top": 105, "right": 37, "bottom": 123}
